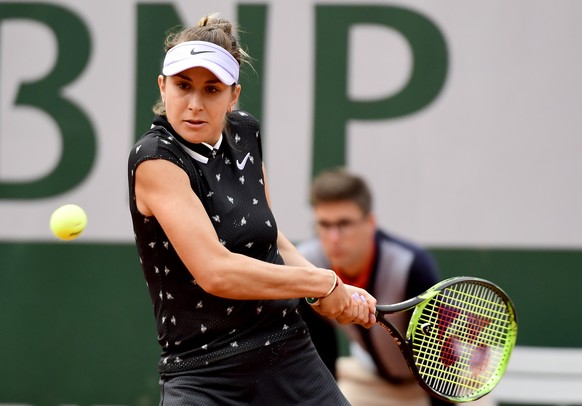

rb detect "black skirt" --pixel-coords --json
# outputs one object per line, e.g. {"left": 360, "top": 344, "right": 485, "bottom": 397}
{"left": 159, "top": 333, "right": 350, "bottom": 405}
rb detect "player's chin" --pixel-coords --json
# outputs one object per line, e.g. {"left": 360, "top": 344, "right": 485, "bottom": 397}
{"left": 179, "top": 125, "right": 206, "bottom": 143}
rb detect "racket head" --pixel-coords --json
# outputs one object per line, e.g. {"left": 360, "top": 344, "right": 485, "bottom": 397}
{"left": 406, "top": 276, "right": 518, "bottom": 403}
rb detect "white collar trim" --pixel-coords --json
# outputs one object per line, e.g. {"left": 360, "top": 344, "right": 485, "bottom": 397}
{"left": 174, "top": 134, "right": 223, "bottom": 164}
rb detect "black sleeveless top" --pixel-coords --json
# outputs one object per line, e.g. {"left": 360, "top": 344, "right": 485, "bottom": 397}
{"left": 128, "top": 111, "right": 305, "bottom": 376}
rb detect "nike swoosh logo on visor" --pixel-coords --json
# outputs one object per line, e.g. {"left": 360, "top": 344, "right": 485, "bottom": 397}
{"left": 236, "top": 153, "right": 251, "bottom": 170}
{"left": 190, "top": 48, "right": 214, "bottom": 55}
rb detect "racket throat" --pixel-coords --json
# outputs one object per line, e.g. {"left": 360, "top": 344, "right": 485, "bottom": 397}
{"left": 377, "top": 318, "right": 408, "bottom": 347}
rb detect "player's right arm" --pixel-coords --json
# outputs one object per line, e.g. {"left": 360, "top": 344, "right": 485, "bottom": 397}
{"left": 134, "top": 158, "right": 373, "bottom": 326}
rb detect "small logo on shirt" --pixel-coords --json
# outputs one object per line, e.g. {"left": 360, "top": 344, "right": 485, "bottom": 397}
{"left": 236, "top": 152, "right": 251, "bottom": 170}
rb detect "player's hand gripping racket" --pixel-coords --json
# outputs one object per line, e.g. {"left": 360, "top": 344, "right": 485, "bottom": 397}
{"left": 375, "top": 276, "right": 518, "bottom": 403}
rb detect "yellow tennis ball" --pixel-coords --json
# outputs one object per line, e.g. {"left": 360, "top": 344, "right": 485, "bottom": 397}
{"left": 50, "top": 204, "right": 87, "bottom": 241}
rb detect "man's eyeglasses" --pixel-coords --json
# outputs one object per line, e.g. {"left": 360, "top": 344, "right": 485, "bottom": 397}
{"left": 316, "top": 217, "right": 366, "bottom": 235}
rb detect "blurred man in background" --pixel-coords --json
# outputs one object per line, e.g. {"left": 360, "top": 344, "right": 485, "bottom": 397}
{"left": 299, "top": 168, "right": 450, "bottom": 406}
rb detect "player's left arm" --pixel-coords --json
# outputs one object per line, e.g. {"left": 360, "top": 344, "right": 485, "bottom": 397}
{"left": 262, "top": 164, "right": 376, "bottom": 323}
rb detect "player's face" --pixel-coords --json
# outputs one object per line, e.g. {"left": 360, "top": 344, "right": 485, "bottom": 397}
{"left": 314, "top": 200, "right": 375, "bottom": 276}
{"left": 158, "top": 67, "right": 240, "bottom": 144}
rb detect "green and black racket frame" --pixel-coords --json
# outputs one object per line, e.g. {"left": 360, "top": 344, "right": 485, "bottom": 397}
{"left": 374, "top": 276, "right": 518, "bottom": 403}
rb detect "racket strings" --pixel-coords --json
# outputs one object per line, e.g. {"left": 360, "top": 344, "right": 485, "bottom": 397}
{"left": 440, "top": 286, "right": 510, "bottom": 344}
{"left": 410, "top": 282, "right": 515, "bottom": 400}
{"left": 418, "top": 287, "right": 509, "bottom": 395}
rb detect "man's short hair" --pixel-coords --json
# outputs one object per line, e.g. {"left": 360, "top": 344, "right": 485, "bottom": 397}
{"left": 310, "top": 168, "right": 373, "bottom": 215}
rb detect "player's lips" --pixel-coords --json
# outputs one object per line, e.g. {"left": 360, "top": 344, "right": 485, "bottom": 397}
{"left": 183, "top": 119, "right": 206, "bottom": 128}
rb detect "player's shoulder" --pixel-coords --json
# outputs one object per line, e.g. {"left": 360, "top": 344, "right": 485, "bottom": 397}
{"left": 129, "top": 125, "right": 184, "bottom": 167}
{"left": 228, "top": 110, "right": 260, "bottom": 133}
{"left": 139, "top": 124, "right": 178, "bottom": 149}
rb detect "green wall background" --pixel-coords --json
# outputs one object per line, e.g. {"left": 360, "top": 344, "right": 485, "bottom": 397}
{"left": 1, "top": 242, "right": 579, "bottom": 403}
{"left": 0, "top": 243, "right": 158, "bottom": 404}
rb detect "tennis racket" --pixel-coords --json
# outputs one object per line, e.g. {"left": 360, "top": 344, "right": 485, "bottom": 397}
{"left": 375, "top": 276, "right": 517, "bottom": 403}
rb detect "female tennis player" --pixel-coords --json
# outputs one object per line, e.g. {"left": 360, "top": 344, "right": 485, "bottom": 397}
{"left": 127, "top": 14, "right": 376, "bottom": 405}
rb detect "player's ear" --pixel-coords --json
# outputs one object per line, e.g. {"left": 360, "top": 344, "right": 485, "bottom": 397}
{"left": 158, "top": 75, "right": 166, "bottom": 101}
{"left": 230, "top": 84, "right": 241, "bottom": 110}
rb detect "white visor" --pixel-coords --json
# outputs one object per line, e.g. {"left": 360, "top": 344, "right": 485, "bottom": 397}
{"left": 162, "top": 41, "right": 239, "bottom": 85}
